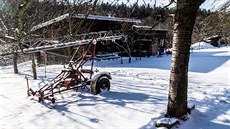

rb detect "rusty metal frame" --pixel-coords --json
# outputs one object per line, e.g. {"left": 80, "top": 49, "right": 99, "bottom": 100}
{"left": 28, "top": 40, "right": 97, "bottom": 103}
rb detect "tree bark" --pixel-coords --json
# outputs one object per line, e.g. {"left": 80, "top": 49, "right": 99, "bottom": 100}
{"left": 166, "top": 0, "right": 205, "bottom": 118}
{"left": 13, "top": 53, "right": 18, "bottom": 74}
{"left": 13, "top": 0, "right": 32, "bottom": 74}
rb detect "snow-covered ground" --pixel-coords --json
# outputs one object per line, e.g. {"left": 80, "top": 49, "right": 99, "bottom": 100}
{"left": 191, "top": 42, "right": 215, "bottom": 50}
{"left": 0, "top": 46, "right": 229, "bottom": 129}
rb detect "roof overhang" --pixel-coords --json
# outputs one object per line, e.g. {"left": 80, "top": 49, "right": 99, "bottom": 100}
{"left": 31, "top": 13, "right": 141, "bottom": 32}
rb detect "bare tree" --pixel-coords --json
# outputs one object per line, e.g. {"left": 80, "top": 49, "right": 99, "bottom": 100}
{"left": 218, "top": 0, "right": 230, "bottom": 12}
{"left": 12, "top": 0, "right": 33, "bottom": 75}
{"left": 193, "top": 1, "right": 230, "bottom": 44}
{"left": 0, "top": 0, "right": 25, "bottom": 73}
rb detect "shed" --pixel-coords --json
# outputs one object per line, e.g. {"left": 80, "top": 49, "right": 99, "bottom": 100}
{"left": 130, "top": 25, "right": 171, "bottom": 56}
{"left": 204, "top": 35, "right": 223, "bottom": 47}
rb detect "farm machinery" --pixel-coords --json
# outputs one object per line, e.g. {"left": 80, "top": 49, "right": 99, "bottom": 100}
{"left": 27, "top": 39, "right": 112, "bottom": 103}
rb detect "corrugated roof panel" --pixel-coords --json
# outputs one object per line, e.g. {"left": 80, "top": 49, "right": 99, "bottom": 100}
{"left": 74, "top": 14, "right": 141, "bottom": 23}
{"left": 31, "top": 13, "right": 141, "bottom": 31}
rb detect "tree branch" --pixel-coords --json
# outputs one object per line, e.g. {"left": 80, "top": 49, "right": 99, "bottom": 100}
{"left": 163, "top": 0, "right": 176, "bottom": 8}
{"left": 18, "top": 0, "right": 33, "bottom": 38}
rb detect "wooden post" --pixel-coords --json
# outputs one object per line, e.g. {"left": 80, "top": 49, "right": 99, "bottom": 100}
{"left": 44, "top": 52, "right": 47, "bottom": 78}
{"left": 13, "top": 53, "right": 18, "bottom": 74}
{"left": 31, "top": 54, "right": 37, "bottom": 80}
{"left": 25, "top": 76, "right": 30, "bottom": 96}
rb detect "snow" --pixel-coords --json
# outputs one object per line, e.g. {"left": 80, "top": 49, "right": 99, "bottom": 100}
{"left": 4, "top": 35, "right": 16, "bottom": 40}
{"left": 0, "top": 46, "right": 230, "bottom": 129}
{"left": 132, "top": 25, "right": 152, "bottom": 30}
{"left": 31, "top": 13, "right": 141, "bottom": 31}
{"left": 75, "top": 14, "right": 141, "bottom": 23}
{"left": 156, "top": 118, "right": 179, "bottom": 125}
{"left": 31, "top": 14, "right": 70, "bottom": 31}
{"left": 0, "top": 38, "right": 6, "bottom": 43}
{"left": 191, "top": 42, "right": 215, "bottom": 50}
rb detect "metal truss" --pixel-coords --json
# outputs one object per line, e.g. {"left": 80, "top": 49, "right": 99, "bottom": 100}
{"left": 0, "top": 31, "right": 123, "bottom": 56}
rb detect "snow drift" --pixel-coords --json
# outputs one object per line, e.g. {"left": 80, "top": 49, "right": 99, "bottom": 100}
{"left": 191, "top": 42, "right": 215, "bottom": 50}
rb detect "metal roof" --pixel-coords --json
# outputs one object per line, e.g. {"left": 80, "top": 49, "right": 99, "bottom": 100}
{"left": 74, "top": 14, "right": 141, "bottom": 23}
{"left": 31, "top": 13, "right": 141, "bottom": 32}
{"left": 31, "top": 14, "right": 70, "bottom": 32}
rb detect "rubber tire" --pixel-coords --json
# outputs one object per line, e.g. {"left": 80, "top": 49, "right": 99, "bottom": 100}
{"left": 95, "top": 78, "right": 110, "bottom": 95}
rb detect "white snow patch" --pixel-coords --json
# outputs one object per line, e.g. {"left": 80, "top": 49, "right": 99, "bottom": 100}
{"left": 191, "top": 42, "right": 215, "bottom": 50}
{"left": 156, "top": 118, "right": 179, "bottom": 125}
{"left": 5, "top": 35, "right": 16, "bottom": 40}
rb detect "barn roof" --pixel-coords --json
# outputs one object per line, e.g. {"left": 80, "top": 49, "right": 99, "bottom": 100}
{"left": 31, "top": 13, "right": 141, "bottom": 32}
{"left": 74, "top": 14, "right": 141, "bottom": 23}
{"left": 205, "top": 35, "right": 223, "bottom": 40}
{"left": 31, "top": 13, "right": 69, "bottom": 32}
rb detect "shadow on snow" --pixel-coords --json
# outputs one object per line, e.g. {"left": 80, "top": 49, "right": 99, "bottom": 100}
{"left": 91, "top": 50, "right": 229, "bottom": 73}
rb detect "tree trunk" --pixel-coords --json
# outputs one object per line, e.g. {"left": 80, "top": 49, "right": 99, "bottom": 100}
{"left": 13, "top": 53, "right": 18, "bottom": 74}
{"left": 166, "top": 0, "right": 205, "bottom": 118}
{"left": 32, "top": 54, "right": 37, "bottom": 80}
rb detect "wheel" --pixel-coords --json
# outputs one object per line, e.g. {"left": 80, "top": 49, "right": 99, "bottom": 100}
{"left": 95, "top": 78, "right": 110, "bottom": 94}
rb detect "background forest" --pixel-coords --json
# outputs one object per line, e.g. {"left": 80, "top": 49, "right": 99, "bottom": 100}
{"left": 0, "top": 0, "right": 229, "bottom": 44}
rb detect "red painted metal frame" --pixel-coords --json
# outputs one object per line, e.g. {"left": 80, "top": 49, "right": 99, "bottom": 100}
{"left": 28, "top": 41, "right": 96, "bottom": 103}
